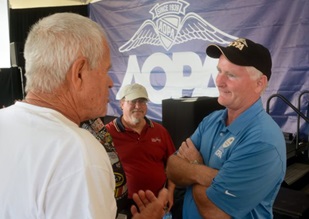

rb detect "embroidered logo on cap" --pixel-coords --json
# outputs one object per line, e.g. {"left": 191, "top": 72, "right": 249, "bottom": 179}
{"left": 228, "top": 38, "right": 248, "bottom": 51}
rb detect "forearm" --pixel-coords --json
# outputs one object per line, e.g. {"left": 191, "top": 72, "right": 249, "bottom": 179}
{"left": 167, "top": 179, "right": 176, "bottom": 193}
{"left": 166, "top": 155, "right": 218, "bottom": 187}
{"left": 166, "top": 154, "right": 195, "bottom": 186}
{"left": 166, "top": 179, "right": 176, "bottom": 211}
{"left": 193, "top": 185, "right": 231, "bottom": 219}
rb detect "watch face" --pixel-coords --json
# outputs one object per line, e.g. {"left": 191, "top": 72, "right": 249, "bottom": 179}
{"left": 190, "top": 160, "right": 199, "bottom": 164}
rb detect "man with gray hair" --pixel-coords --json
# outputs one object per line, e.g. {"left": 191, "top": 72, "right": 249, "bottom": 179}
{"left": 167, "top": 38, "right": 286, "bottom": 219}
{"left": 0, "top": 13, "right": 167, "bottom": 219}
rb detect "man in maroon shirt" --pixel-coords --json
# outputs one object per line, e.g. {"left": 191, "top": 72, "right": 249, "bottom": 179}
{"left": 106, "top": 83, "right": 176, "bottom": 218}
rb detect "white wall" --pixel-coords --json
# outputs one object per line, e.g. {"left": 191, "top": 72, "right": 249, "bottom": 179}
{"left": 9, "top": 0, "right": 90, "bottom": 9}
{"left": 0, "top": 0, "right": 10, "bottom": 68}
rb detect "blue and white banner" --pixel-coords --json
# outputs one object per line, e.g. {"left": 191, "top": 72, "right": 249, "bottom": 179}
{"left": 89, "top": 0, "right": 309, "bottom": 137}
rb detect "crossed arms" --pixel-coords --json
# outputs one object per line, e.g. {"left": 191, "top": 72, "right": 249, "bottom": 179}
{"left": 166, "top": 138, "right": 231, "bottom": 219}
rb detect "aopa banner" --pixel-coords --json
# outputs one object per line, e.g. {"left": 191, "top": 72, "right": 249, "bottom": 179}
{"left": 89, "top": 0, "right": 309, "bottom": 137}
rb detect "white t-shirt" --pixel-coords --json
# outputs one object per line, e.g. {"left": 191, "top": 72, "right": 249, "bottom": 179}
{"left": 0, "top": 102, "right": 116, "bottom": 219}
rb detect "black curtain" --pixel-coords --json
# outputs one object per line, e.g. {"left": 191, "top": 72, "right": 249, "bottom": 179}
{"left": 0, "top": 68, "right": 23, "bottom": 107}
{"left": 9, "top": 5, "right": 89, "bottom": 68}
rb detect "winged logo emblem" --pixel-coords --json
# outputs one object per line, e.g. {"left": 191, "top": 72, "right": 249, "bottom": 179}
{"left": 119, "top": 0, "right": 237, "bottom": 52}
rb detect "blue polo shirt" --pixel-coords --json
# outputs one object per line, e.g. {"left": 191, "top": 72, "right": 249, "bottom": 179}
{"left": 183, "top": 99, "right": 286, "bottom": 219}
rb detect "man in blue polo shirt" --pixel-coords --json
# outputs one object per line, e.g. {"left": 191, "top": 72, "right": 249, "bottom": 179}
{"left": 166, "top": 38, "right": 286, "bottom": 219}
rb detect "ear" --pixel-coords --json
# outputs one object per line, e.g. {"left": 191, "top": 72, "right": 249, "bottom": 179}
{"left": 256, "top": 75, "right": 268, "bottom": 93}
{"left": 69, "top": 57, "right": 87, "bottom": 91}
{"left": 120, "top": 99, "right": 125, "bottom": 110}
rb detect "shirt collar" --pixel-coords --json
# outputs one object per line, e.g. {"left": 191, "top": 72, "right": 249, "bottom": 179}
{"left": 221, "top": 98, "right": 264, "bottom": 135}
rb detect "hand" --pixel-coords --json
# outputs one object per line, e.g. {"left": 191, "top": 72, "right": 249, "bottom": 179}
{"left": 177, "top": 138, "right": 203, "bottom": 164}
{"left": 131, "top": 188, "right": 168, "bottom": 219}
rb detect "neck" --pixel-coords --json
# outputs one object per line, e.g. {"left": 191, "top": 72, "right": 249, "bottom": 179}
{"left": 24, "top": 91, "right": 80, "bottom": 125}
{"left": 226, "top": 98, "right": 259, "bottom": 126}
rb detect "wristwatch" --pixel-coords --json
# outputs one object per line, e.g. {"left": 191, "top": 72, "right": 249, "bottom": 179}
{"left": 190, "top": 159, "right": 200, "bottom": 164}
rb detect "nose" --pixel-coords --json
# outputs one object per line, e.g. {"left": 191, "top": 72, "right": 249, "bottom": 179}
{"left": 135, "top": 101, "right": 143, "bottom": 107}
{"left": 132, "top": 99, "right": 147, "bottom": 108}
{"left": 216, "top": 73, "right": 225, "bottom": 87}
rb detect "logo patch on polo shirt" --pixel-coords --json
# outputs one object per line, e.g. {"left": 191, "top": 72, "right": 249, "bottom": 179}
{"left": 223, "top": 137, "right": 235, "bottom": 148}
{"left": 151, "top": 137, "right": 162, "bottom": 143}
{"left": 215, "top": 137, "right": 235, "bottom": 158}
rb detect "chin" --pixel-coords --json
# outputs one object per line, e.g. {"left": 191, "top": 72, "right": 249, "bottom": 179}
{"left": 92, "top": 108, "right": 107, "bottom": 120}
{"left": 130, "top": 117, "right": 141, "bottom": 125}
{"left": 217, "top": 98, "right": 227, "bottom": 107}
{"left": 217, "top": 96, "right": 224, "bottom": 104}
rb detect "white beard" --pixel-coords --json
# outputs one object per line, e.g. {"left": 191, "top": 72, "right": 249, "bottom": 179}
{"left": 130, "top": 116, "right": 141, "bottom": 125}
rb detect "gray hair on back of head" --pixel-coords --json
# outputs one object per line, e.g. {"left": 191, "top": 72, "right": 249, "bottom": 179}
{"left": 24, "top": 12, "right": 107, "bottom": 93}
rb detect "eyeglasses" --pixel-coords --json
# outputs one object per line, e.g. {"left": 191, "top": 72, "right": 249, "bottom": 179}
{"left": 126, "top": 98, "right": 148, "bottom": 106}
